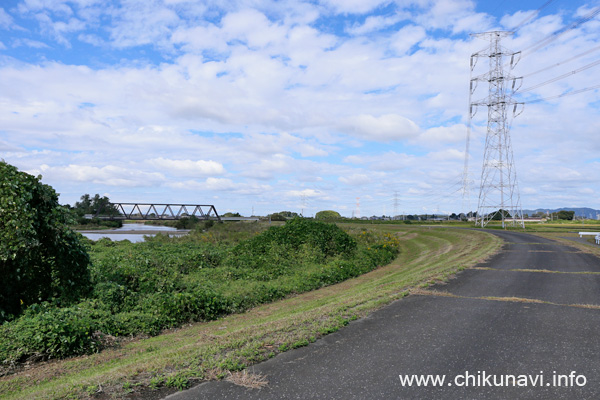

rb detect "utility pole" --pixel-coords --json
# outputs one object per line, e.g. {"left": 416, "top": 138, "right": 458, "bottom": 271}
{"left": 470, "top": 31, "right": 525, "bottom": 229}
{"left": 393, "top": 191, "right": 399, "bottom": 218}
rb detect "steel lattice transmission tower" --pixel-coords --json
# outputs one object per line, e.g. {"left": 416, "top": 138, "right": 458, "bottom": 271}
{"left": 469, "top": 31, "right": 524, "bottom": 228}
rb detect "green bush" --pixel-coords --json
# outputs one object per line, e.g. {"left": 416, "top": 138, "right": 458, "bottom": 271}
{"left": 315, "top": 210, "right": 342, "bottom": 220}
{"left": 0, "top": 218, "right": 400, "bottom": 363}
{"left": 233, "top": 218, "right": 356, "bottom": 259}
{"left": 0, "top": 302, "right": 106, "bottom": 363}
{"left": 0, "top": 161, "right": 91, "bottom": 322}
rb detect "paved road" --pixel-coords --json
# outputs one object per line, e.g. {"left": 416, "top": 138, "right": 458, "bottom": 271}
{"left": 166, "top": 231, "right": 600, "bottom": 399}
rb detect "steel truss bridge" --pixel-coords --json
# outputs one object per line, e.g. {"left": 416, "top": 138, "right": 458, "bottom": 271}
{"left": 92, "top": 203, "right": 221, "bottom": 221}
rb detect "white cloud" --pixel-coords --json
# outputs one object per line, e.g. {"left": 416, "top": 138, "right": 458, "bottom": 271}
{"left": 13, "top": 38, "right": 51, "bottom": 48}
{"left": 171, "top": 23, "right": 228, "bottom": 54}
{"left": 419, "top": 124, "right": 467, "bottom": 144}
{"left": 578, "top": 187, "right": 595, "bottom": 195}
{"left": 339, "top": 173, "right": 371, "bottom": 185}
{"left": 1, "top": 0, "right": 599, "bottom": 214}
{"left": 0, "top": 140, "right": 23, "bottom": 152}
{"left": 429, "top": 148, "right": 464, "bottom": 161}
{"left": 347, "top": 14, "right": 402, "bottom": 35}
{"left": 0, "top": 8, "right": 15, "bottom": 29}
{"left": 285, "top": 188, "right": 322, "bottom": 198}
{"left": 206, "top": 177, "right": 235, "bottom": 191}
{"left": 221, "top": 9, "right": 286, "bottom": 49}
{"left": 343, "top": 151, "right": 415, "bottom": 171}
{"left": 169, "top": 177, "right": 259, "bottom": 193}
{"left": 241, "top": 154, "right": 295, "bottom": 180}
{"left": 390, "top": 25, "right": 426, "bottom": 54}
{"left": 77, "top": 33, "right": 104, "bottom": 46}
{"left": 33, "top": 164, "right": 165, "bottom": 187}
{"left": 319, "top": 0, "right": 390, "bottom": 14}
{"left": 412, "top": 0, "right": 492, "bottom": 33}
{"left": 149, "top": 157, "right": 225, "bottom": 177}
{"left": 108, "top": 0, "right": 181, "bottom": 49}
{"left": 339, "top": 114, "right": 420, "bottom": 141}
{"left": 18, "top": 0, "right": 74, "bottom": 15}
{"left": 295, "top": 143, "right": 330, "bottom": 157}
{"left": 34, "top": 13, "right": 86, "bottom": 46}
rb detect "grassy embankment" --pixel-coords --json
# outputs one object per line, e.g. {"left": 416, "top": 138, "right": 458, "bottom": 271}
{"left": 519, "top": 221, "right": 600, "bottom": 252}
{"left": 0, "top": 224, "right": 501, "bottom": 399}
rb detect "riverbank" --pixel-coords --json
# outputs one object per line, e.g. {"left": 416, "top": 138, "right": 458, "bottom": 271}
{"left": 0, "top": 225, "right": 501, "bottom": 399}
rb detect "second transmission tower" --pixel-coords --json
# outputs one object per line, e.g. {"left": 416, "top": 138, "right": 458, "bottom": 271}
{"left": 470, "top": 31, "right": 525, "bottom": 228}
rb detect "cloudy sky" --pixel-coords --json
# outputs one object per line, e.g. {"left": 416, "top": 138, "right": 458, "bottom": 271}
{"left": 1, "top": 0, "right": 599, "bottom": 217}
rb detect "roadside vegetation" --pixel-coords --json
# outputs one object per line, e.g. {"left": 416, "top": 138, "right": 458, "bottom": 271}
{"left": 0, "top": 218, "right": 400, "bottom": 372}
{"left": 0, "top": 162, "right": 516, "bottom": 399}
{"left": 0, "top": 225, "right": 501, "bottom": 399}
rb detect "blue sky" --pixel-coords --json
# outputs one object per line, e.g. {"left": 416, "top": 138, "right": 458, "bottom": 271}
{"left": 1, "top": 0, "right": 599, "bottom": 217}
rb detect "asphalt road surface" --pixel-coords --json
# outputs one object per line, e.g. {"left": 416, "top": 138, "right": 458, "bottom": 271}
{"left": 165, "top": 231, "right": 600, "bottom": 399}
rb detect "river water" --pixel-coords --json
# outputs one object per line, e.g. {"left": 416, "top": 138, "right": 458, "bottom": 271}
{"left": 79, "top": 223, "right": 186, "bottom": 243}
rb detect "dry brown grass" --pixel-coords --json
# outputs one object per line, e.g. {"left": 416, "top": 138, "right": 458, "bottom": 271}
{"left": 472, "top": 267, "right": 600, "bottom": 275}
{"left": 411, "top": 288, "right": 600, "bottom": 309}
{"left": 571, "top": 303, "right": 600, "bottom": 310}
{"left": 226, "top": 370, "right": 268, "bottom": 389}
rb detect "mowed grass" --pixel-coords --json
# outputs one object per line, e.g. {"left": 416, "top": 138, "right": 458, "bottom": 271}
{"left": 0, "top": 225, "right": 501, "bottom": 399}
{"left": 484, "top": 219, "right": 600, "bottom": 233}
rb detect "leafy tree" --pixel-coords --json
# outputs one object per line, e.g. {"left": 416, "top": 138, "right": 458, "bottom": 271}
{"left": 557, "top": 210, "right": 575, "bottom": 220}
{"left": 267, "top": 211, "right": 299, "bottom": 221}
{"left": 278, "top": 211, "right": 299, "bottom": 218}
{"left": 0, "top": 161, "right": 91, "bottom": 321}
{"left": 315, "top": 210, "right": 342, "bottom": 220}
{"left": 268, "top": 213, "right": 287, "bottom": 221}
{"left": 71, "top": 194, "right": 121, "bottom": 227}
{"left": 74, "top": 194, "right": 120, "bottom": 217}
{"left": 491, "top": 209, "right": 512, "bottom": 221}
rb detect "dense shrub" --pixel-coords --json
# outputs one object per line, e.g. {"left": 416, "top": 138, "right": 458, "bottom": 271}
{"left": 0, "top": 161, "right": 91, "bottom": 322}
{"left": 0, "top": 219, "right": 400, "bottom": 363}
{"left": 0, "top": 302, "right": 107, "bottom": 363}
{"left": 234, "top": 218, "right": 356, "bottom": 258}
{"left": 315, "top": 210, "right": 342, "bottom": 220}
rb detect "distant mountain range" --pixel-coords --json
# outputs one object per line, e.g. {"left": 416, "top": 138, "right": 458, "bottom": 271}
{"left": 522, "top": 207, "right": 600, "bottom": 219}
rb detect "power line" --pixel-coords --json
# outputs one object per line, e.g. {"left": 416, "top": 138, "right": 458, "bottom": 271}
{"left": 521, "top": 43, "right": 600, "bottom": 78}
{"left": 338, "top": 177, "right": 466, "bottom": 215}
{"left": 524, "top": 83, "right": 600, "bottom": 104}
{"left": 520, "top": 6, "right": 600, "bottom": 58}
{"left": 520, "top": 58, "right": 600, "bottom": 92}
{"left": 510, "top": 0, "right": 557, "bottom": 32}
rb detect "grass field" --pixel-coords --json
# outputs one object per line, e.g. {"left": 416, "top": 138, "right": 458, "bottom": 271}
{"left": 0, "top": 225, "right": 501, "bottom": 399}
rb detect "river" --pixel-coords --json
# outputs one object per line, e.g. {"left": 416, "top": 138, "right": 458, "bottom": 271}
{"left": 79, "top": 223, "right": 188, "bottom": 243}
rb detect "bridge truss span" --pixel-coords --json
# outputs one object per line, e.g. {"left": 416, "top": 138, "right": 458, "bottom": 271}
{"left": 94, "top": 203, "right": 221, "bottom": 221}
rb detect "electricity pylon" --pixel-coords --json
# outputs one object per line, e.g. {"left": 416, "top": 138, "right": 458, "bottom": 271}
{"left": 469, "top": 31, "right": 524, "bottom": 228}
